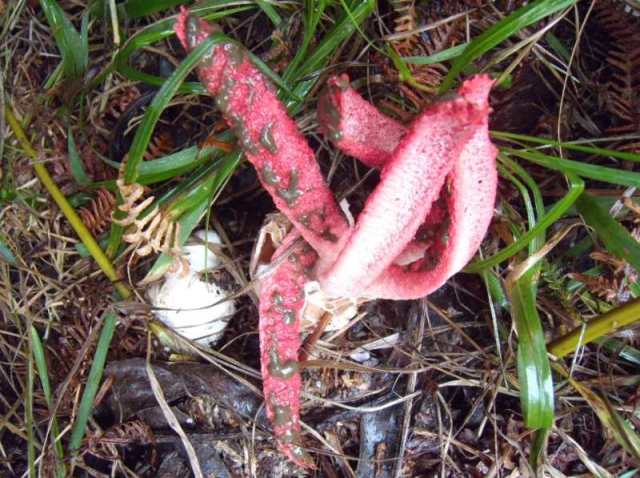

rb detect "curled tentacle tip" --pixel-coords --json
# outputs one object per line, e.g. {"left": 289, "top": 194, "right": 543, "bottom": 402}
{"left": 458, "top": 74, "right": 495, "bottom": 109}
{"left": 174, "top": 7, "right": 190, "bottom": 49}
{"left": 174, "top": 8, "right": 216, "bottom": 51}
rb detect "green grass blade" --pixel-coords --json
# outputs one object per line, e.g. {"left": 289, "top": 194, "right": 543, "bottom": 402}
{"left": 120, "top": 0, "right": 186, "bottom": 18}
{"left": 293, "top": 0, "right": 374, "bottom": 80}
{"left": 39, "top": 0, "right": 88, "bottom": 80}
{"left": 509, "top": 268, "right": 555, "bottom": 428}
{"left": 501, "top": 150, "right": 554, "bottom": 430}
{"left": 69, "top": 311, "right": 118, "bottom": 451}
{"left": 439, "top": 0, "right": 577, "bottom": 92}
{"left": 465, "top": 174, "right": 584, "bottom": 272}
{"left": 600, "top": 338, "right": 640, "bottom": 367}
{"left": 0, "top": 237, "right": 17, "bottom": 265}
{"left": 256, "top": 0, "right": 282, "bottom": 26}
{"left": 494, "top": 131, "right": 640, "bottom": 163}
{"left": 247, "top": 51, "right": 301, "bottom": 101}
{"left": 545, "top": 31, "right": 571, "bottom": 62}
{"left": 31, "top": 327, "right": 65, "bottom": 478}
{"left": 107, "top": 7, "right": 253, "bottom": 93}
{"left": 26, "top": 329, "right": 36, "bottom": 478}
{"left": 80, "top": 12, "right": 89, "bottom": 65}
{"left": 530, "top": 428, "right": 550, "bottom": 470}
{"left": 67, "top": 128, "right": 91, "bottom": 187}
{"left": 576, "top": 193, "right": 640, "bottom": 272}
{"left": 506, "top": 148, "right": 640, "bottom": 188}
{"left": 283, "top": 0, "right": 327, "bottom": 83}
{"left": 103, "top": 132, "right": 235, "bottom": 185}
{"left": 136, "top": 146, "right": 203, "bottom": 184}
{"left": 285, "top": 0, "right": 375, "bottom": 113}
{"left": 121, "top": 35, "right": 220, "bottom": 184}
{"left": 141, "top": 150, "right": 242, "bottom": 283}
{"left": 484, "top": 270, "right": 509, "bottom": 311}
{"left": 549, "top": 298, "right": 640, "bottom": 358}
{"left": 402, "top": 43, "right": 468, "bottom": 65}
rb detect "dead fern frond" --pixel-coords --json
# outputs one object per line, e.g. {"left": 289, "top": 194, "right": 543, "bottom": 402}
{"left": 105, "top": 85, "right": 142, "bottom": 125}
{"left": 568, "top": 273, "right": 620, "bottom": 302}
{"left": 391, "top": 0, "right": 419, "bottom": 53}
{"left": 144, "top": 130, "right": 175, "bottom": 161}
{"left": 113, "top": 178, "right": 182, "bottom": 258}
{"left": 593, "top": 0, "right": 640, "bottom": 134}
{"left": 78, "top": 188, "right": 116, "bottom": 236}
{"left": 85, "top": 420, "right": 155, "bottom": 461}
{"left": 385, "top": 0, "right": 471, "bottom": 102}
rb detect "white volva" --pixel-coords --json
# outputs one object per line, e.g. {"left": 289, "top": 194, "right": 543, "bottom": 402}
{"left": 147, "top": 230, "right": 235, "bottom": 346}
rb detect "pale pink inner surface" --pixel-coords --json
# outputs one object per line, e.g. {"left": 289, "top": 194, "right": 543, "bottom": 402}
{"left": 318, "top": 76, "right": 497, "bottom": 300}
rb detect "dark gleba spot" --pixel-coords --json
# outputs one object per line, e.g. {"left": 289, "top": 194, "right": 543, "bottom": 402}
{"left": 260, "top": 123, "right": 278, "bottom": 154}
{"left": 268, "top": 348, "right": 299, "bottom": 380}
{"left": 277, "top": 170, "right": 303, "bottom": 206}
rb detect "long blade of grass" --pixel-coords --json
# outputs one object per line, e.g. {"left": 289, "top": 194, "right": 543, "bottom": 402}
{"left": 402, "top": 43, "right": 468, "bottom": 66}
{"left": 282, "top": 0, "right": 327, "bottom": 83}
{"left": 120, "top": 0, "right": 185, "bottom": 18}
{"left": 31, "top": 327, "right": 65, "bottom": 478}
{"left": 285, "top": 0, "right": 375, "bottom": 113}
{"left": 439, "top": 0, "right": 577, "bottom": 92}
{"left": 508, "top": 224, "right": 578, "bottom": 431}
{"left": 575, "top": 192, "right": 640, "bottom": 271}
{"left": 67, "top": 128, "right": 91, "bottom": 187}
{"left": 506, "top": 148, "right": 640, "bottom": 188}
{"left": 102, "top": 132, "right": 234, "bottom": 185}
{"left": 508, "top": 267, "right": 554, "bottom": 428}
{"left": 502, "top": 162, "right": 558, "bottom": 430}
{"left": 530, "top": 428, "right": 550, "bottom": 470}
{"left": 141, "top": 151, "right": 242, "bottom": 284}
{"left": 4, "top": 106, "right": 131, "bottom": 300}
{"left": 465, "top": 173, "right": 584, "bottom": 272}
{"left": 107, "top": 146, "right": 205, "bottom": 185}
{"left": 39, "top": 0, "right": 88, "bottom": 80}
{"left": 68, "top": 311, "right": 118, "bottom": 451}
{"left": 493, "top": 131, "right": 640, "bottom": 163}
{"left": 289, "top": 0, "right": 371, "bottom": 80}
{"left": 121, "top": 35, "right": 219, "bottom": 184}
{"left": 549, "top": 298, "right": 640, "bottom": 358}
{"left": 26, "top": 327, "right": 36, "bottom": 478}
{"left": 256, "top": 0, "right": 282, "bottom": 26}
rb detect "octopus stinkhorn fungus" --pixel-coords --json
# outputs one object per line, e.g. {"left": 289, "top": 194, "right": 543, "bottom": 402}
{"left": 175, "top": 9, "right": 497, "bottom": 468}
{"left": 317, "top": 75, "right": 498, "bottom": 299}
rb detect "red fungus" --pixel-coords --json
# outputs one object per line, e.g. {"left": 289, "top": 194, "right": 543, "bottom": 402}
{"left": 257, "top": 232, "right": 317, "bottom": 467}
{"left": 174, "top": 11, "right": 350, "bottom": 264}
{"left": 174, "top": 9, "right": 498, "bottom": 468}
{"left": 317, "top": 75, "right": 497, "bottom": 300}
{"left": 317, "top": 74, "right": 406, "bottom": 169}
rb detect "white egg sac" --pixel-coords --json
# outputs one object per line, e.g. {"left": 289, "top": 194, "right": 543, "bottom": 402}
{"left": 147, "top": 230, "right": 236, "bottom": 346}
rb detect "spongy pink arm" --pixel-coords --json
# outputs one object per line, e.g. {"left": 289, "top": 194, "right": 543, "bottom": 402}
{"left": 363, "top": 117, "right": 497, "bottom": 299}
{"left": 175, "top": 10, "right": 350, "bottom": 263}
{"left": 318, "top": 75, "right": 407, "bottom": 169}
{"left": 257, "top": 232, "right": 317, "bottom": 467}
{"left": 319, "top": 76, "right": 497, "bottom": 299}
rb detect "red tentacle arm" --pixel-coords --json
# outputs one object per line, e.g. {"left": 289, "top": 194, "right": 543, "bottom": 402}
{"left": 317, "top": 75, "right": 407, "bottom": 169}
{"left": 318, "top": 76, "right": 498, "bottom": 299}
{"left": 257, "top": 232, "right": 317, "bottom": 467}
{"left": 175, "top": 11, "right": 350, "bottom": 263}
